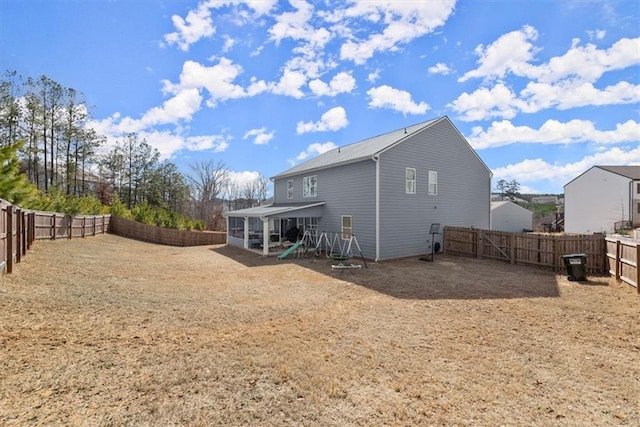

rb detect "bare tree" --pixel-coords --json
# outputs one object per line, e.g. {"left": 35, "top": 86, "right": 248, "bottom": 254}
{"left": 255, "top": 174, "right": 270, "bottom": 204}
{"left": 187, "top": 160, "right": 229, "bottom": 230}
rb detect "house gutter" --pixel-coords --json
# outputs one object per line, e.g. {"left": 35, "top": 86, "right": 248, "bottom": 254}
{"left": 372, "top": 154, "right": 380, "bottom": 261}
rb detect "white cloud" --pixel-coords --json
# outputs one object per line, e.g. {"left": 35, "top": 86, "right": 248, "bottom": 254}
{"left": 296, "top": 106, "right": 348, "bottom": 134}
{"left": 222, "top": 35, "right": 236, "bottom": 52}
{"left": 367, "top": 69, "right": 381, "bottom": 83}
{"left": 243, "top": 127, "right": 275, "bottom": 145}
{"left": 269, "top": 69, "right": 308, "bottom": 98}
{"left": 308, "top": 72, "right": 356, "bottom": 96}
{"left": 163, "top": 58, "right": 268, "bottom": 106}
{"left": 428, "top": 63, "right": 452, "bottom": 75}
{"left": 468, "top": 119, "right": 640, "bottom": 150}
{"left": 453, "top": 33, "right": 640, "bottom": 120}
{"left": 521, "top": 80, "right": 640, "bottom": 111}
{"left": 587, "top": 29, "right": 606, "bottom": 40}
{"left": 448, "top": 83, "right": 522, "bottom": 121}
{"left": 228, "top": 170, "right": 263, "bottom": 188}
{"left": 163, "top": 0, "right": 277, "bottom": 51}
{"left": 492, "top": 146, "right": 640, "bottom": 191}
{"left": 367, "top": 85, "right": 429, "bottom": 115}
{"left": 337, "top": 1, "right": 457, "bottom": 65}
{"left": 294, "top": 141, "right": 338, "bottom": 162}
{"left": 459, "top": 25, "right": 539, "bottom": 82}
{"left": 526, "top": 37, "right": 640, "bottom": 84}
{"left": 140, "top": 88, "right": 203, "bottom": 128}
{"left": 163, "top": 3, "right": 215, "bottom": 51}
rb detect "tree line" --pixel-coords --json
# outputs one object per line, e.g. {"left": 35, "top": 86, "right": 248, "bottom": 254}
{"left": 0, "top": 70, "right": 270, "bottom": 230}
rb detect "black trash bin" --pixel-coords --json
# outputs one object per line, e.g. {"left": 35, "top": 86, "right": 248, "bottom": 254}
{"left": 562, "top": 253, "right": 587, "bottom": 281}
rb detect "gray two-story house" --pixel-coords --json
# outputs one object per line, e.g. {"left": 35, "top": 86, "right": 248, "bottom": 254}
{"left": 226, "top": 116, "right": 492, "bottom": 261}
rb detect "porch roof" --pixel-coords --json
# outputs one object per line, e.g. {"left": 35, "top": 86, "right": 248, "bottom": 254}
{"left": 224, "top": 201, "right": 325, "bottom": 219}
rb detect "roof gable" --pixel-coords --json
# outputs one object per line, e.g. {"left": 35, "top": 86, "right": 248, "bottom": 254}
{"left": 564, "top": 165, "right": 640, "bottom": 187}
{"left": 272, "top": 117, "right": 442, "bottom": 179}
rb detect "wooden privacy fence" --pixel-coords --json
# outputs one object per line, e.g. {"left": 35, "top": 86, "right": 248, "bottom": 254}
{"left": 444, "top": 226, "right": 607, "bottom": 274}
{"left": 109, "top": 216, "right": 226, "bottom": 247}
{"left": 606, "top": 237, "right": 639, "bottom": 293}
{"left": 1, "top": 198, "right": 110, "bottom": 275}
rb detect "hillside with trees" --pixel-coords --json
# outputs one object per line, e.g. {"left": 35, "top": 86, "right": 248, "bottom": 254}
{"left": 0, "top": 70, "right": 268, "bottom": 230}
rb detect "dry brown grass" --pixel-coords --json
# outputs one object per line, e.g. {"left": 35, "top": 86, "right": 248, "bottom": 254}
{"left": 1, "top": 234, "right": 638, "bottom": 426}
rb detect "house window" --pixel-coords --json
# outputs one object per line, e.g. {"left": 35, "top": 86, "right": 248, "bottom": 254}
{"left": 342, "top": 215, "right": 352, "bottom": 239}
{"left": 406, "top": 168, "right": 416, "bottom": 194}
{"left": 637, "top": 182, "right": 640, "bottom": 195}
{"left": 428, "top": 170, "right": 438, "bottom": 195}
{"left": 287, "top": 180, "right": 294, "bottom": 199}
{"left": 303, "top": 175, "right": 317, "bottom": 198}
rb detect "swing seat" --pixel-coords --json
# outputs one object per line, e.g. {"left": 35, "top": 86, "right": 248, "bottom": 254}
{"left": 330, "top": 252, "right": 351, "bottom": 261}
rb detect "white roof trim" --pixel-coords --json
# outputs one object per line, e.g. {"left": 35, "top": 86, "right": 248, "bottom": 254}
{"left": 224, "top": 202, "right": 326, "bottom": 218}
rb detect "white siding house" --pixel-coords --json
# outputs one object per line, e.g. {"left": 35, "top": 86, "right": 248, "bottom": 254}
{"left": 564, "top": 166, "right": 640, "bottom": 234}
{"left": 490, "top": 201, "right": 533, "bottom": 233}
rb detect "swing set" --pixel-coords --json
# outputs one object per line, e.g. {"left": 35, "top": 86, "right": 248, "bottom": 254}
{"left": 312, "top": 231, "right": 368, "bottom": 270}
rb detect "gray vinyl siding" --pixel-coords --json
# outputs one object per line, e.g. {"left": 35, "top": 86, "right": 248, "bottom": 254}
{"left": 274, "top": 161, "right": 377, "bottom": 258}
{"left": 378, "top": 119, "right": 490, "bottom": 260}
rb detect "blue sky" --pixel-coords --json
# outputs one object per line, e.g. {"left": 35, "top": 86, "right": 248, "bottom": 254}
{"left": 2, "top": 0, "right": 639, "bottom": 194}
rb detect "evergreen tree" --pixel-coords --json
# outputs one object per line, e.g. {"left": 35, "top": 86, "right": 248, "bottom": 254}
{"left": 0, "top": 141, "right": 38, "bottom": 205}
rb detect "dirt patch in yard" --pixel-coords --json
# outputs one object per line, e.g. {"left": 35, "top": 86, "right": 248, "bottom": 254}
{"left": 1, "top": 234, "right": 638, "bottom": 426}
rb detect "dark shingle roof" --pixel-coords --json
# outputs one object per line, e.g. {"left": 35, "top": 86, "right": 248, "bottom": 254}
{"left": 272, "top": 117, "right": 441, "bottom": 179}
{"left": 596, "top": 165, "right": 640, "bottom": 180}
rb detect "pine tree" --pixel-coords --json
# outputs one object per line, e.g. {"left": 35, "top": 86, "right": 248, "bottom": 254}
{"left": 0, "top": 141, "right": 38, "bottom": 205}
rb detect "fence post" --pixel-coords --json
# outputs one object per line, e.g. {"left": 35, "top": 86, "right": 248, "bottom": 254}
{"left": 636, "top": 243, "right": 640, "bottom": 294}
{"left": 6, "top": 205, "right": 12, "bottom": 274}
{"left": 68, "top": 215, "right": 72, "bottom": 239}
{"left": 21, "top": 210, "right": 26, "bottom": 255}
{"left": 51, "top": 214, "right": 56, "bottom": 240}
{"left": 614, "top": 240, "right": 621, "bottom": 282}
{"left": 15, "top": 208, "right": 21, "bottom": 263}
{"left": 82, "top": 216, "right": 86, "bottom": 238}
{"left": 28, "top": 212, "right": 35, "bottom": 247}
{"left": 553, "top": 237, "right": 559, "bottom": 272}
{"left": 509, "top": 234, "right": 515, "bottom": 264}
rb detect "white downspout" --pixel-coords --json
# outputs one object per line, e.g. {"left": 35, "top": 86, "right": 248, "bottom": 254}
{"left": 262, "top": 217, "right": 269, "bottom": 256}
{"left": 243, "top": 216, "right": 249, "bottom": 249}
{"left": 373, "top": 154, "right": 380, "bottom": 261}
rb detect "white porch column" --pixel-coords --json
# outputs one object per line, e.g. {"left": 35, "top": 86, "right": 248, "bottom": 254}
{"left": 243, "top": 216, "right": 249, "bottom": 249}
{"left": 262, "top": 218, "right": 270, "bottom": 256}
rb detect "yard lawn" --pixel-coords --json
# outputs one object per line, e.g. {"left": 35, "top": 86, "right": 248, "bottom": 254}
{"left": 1, "top": 234, "right": 638, "bottom": 426}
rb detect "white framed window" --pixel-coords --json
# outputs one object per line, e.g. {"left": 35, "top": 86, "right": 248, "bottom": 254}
{"left": 406, "top": 168, "right": 416, "bottom": 194}
{"left": 341, "top": 215, "right": 352, "bottom": 240}
{"left": 287, "top": 179, "right": 294, "bottom": 199}
{"left": 428, "top": 170, "right": 438, "bottom": 195}
{"left": 303, "top": 175, "right": 317, "bottom": 198}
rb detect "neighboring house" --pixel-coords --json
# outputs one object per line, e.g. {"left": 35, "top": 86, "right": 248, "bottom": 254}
{"left": 564, "top": 165, "right": 640, "bottom": 234}
{"left": 531, "top": 195, "right": 559, "bottom": 204}
{"left": 490, "top": 201, "right": 533, "bottom": 233}
{"left": 225, "top": 116, "right": 492, "bottom": 261}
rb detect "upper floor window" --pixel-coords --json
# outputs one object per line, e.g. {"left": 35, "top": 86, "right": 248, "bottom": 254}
{"left": 303, "top": 175, "right": 317, "bottom": 197}
{"left": 636, "top": 182, "right": 640, "bottom": 195}
{"left": 406, "top": 168, "right": 416, "bottom": 194}
{"left": 428, "top": 170, "right": 438, "bottom": 195}
{"left": 287, "top": 180, "right": 294, "bottom": 199}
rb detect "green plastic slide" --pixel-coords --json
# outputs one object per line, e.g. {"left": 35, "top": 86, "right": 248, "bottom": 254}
{"left": 277, "top": 241, "right": 301, "bottom": 259}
